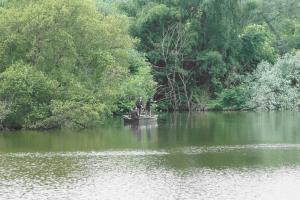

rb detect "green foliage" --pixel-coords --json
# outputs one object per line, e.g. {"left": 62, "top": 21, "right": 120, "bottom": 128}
{"left": 95, "top": 0, "right": 121, "bottom": 15}
{"left": 248, "top": 51, "right": 300, "bottom": 110}
{"left": 0, "top": 101, "right": 11, "bottom": 128}
{"left": 119, "top": 0, "right": 256, "bottom": 110}
{"left": 116, "top": 51, "right": 156, "bottom": 113}
{"left": 41, "top": 100, "right": 108, "bottom": 129}
{"left": 1, "top": 0, "right": 300, "bottom": 126}
{"left": 209, "top": 51, "right": 300, "bottom": 111}
{"left": 241, "top": 0, "right": 300, "bottom": 54}
{"left": 210, "top": 51, "right": 300, "bottom": 111}
{"left": 117, "top": 0, "right": 300, "bottom": 111}
{"left": 239, "top": 24, "right": 277, "bottom": 71}
{"left": 289, "top": 22, "right": 300, "bottom": 50}
{"left": 200, "top": 0, "right": 241, "bottom": 56}
{"left": 0, "top": 63, "right": 59, "bottom": 128}
{"left": 197, "top": 51, "right": 227, "bottom": 93}
{"left": 0, "top": 0, "right": 156, "bottom": 129}
{"left": 131, "top": 2, "right": 178, "bottom": 57}
{"left": 208, "top": 86, "right": 250, "bottom": 111}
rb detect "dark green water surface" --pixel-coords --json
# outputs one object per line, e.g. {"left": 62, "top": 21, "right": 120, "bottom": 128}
{"left": 1, "top": 112, "right": 300, "bottom": 200}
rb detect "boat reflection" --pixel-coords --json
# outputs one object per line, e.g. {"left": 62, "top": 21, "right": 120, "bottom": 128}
{"left": 125, "top": 121, "right": 158, "bottom": 141}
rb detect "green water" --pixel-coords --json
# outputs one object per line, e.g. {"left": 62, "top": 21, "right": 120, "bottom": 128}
{"left": 1, "top": 112, "right": 300, "bottom": 200}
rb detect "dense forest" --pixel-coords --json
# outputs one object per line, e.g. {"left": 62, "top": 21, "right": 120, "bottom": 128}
{"left": 0, "top": 0, "right": 300, "bottom": 129}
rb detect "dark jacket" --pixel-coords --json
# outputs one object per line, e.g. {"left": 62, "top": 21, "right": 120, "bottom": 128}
{"left": 135, "top": 99, "right": 143, "bottom": 108}
{"left": 145, "top": 99, "right": 152, "bottom": 111}
{"left": 131, "top": 109, "right": 139, "bottom": 119}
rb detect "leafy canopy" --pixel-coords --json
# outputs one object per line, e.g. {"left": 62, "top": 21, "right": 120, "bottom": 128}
{"left": 0, "top": 0, "right": 155, "bottom": 129}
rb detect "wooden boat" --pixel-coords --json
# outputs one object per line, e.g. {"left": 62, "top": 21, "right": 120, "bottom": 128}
{"left": 123, "top": 114, "right": 158, "bottom": 124}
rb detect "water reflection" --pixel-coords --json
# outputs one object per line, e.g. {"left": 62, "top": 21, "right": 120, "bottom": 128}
{"left": 126, "top": 122, "right": 158, "bottom": 142}
{"left": 1, "top": 112, "right": 300, "bottom": 199}
{"left": 157, "top": 111, "right": 300, "bottom": 147}
{"left": 130, "top": 123, "right": 142, "bottom": 141}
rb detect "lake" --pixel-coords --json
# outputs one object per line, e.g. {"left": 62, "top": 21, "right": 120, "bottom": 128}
{"left": 1, "top": 112, "right": 300, "bottom": 200}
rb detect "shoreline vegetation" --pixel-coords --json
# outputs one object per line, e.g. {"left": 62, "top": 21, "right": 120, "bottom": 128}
{"left": 0, "top": 0, "right": 300, "bottom": 130}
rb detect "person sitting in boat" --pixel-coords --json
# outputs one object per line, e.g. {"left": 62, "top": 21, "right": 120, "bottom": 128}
{"left": 135, "top": 97, "right": 143, "bottom": 116}
{"left": 145, "top": 98, "right": 153, "bottom": 116}
{"left": 131, "top": 107, "right": 139, "bottom": 120}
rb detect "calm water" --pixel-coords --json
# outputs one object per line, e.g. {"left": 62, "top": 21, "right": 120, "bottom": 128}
{"left": 1, "top": 112, "right": 300, "bottom": 200}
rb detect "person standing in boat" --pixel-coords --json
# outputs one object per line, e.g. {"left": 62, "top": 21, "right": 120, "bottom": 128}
{"left": 135, "top": 97, "right": 143, "bottom": 116}
{"left": 145, "top": 98, "right": 153, "bottom": 116}
{"left": 131, "top": 107, "right": 139, "bottom": 120}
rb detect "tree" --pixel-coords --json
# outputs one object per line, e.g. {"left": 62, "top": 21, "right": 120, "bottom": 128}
{"left": 239, "top": 24, "right": 277, "bottom": 72}
{"left": 241, "top": 0, "right": 300, "bottom": 54}
{"left": 0, "top": 0, "right": 156, "bottom": 129}
{"left": 121, "top": 0, "right": 244, "bottom": 110}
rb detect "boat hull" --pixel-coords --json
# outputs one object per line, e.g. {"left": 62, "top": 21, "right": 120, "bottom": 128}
{"left": 123, "top": 115, "right": 158, "bottom": 124}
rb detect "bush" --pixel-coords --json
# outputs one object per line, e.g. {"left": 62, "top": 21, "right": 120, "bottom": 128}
{"left": 0, "top": 63, "right": 59, "bottom": 128}
{"left": 39, "top": 100, "right": 108, "bottom": 129}
{"left": 248, "top": 51, "right": 300, "bottom": 110}
{"left": 208, "top": 85, "right": 250, "bottom": 110}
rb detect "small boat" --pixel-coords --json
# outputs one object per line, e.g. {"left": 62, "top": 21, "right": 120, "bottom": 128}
{"left": 123, "top": 114, "right": 158, "bottom": 124}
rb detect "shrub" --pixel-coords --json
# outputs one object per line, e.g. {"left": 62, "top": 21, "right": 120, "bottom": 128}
{"left": 0, "top": 63, "right": 58, "bottom": 128}
{"left": 248, "top": 51, "right": 300, "bottom": 110}
{"left": 208, "top": 85, "right": 250, "bottom": 110}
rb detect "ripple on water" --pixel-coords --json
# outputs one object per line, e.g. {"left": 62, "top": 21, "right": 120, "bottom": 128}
{"left": 1, "top": 145, "right": 300, "bottom": 200}
{"left": 178, "top": 143, "right": 300, "bottom": 154}
{"left": 0, "top": 150, "right": 169, "bottom": 158}
{"left": 2, "top": 143, "right": 300, "bottom": 158}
